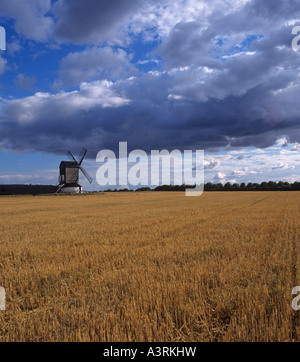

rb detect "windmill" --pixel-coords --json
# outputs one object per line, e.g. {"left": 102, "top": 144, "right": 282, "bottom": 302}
{"left": 57, "top": 148, "right": 93, "bottom": 193}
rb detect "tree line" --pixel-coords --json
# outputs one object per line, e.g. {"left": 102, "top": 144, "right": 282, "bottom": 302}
{"left": 103, "top": 181, "right": 300, "bottom": 192}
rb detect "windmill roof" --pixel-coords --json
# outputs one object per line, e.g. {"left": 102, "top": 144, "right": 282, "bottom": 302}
{"left": 60, "top": 161, "right": 78, "bottom": 167}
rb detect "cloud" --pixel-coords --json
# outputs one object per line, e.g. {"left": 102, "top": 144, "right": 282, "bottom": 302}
{"left": 291, "top": 143, "right": 300, "bottom": 151}
{"left": 202, "top": 139, "right": 300, "bottom": 184}
{"left": 14, "top": 74, "right": 37, "bottom": 91}
{"left": 0, "top": 81, "right": 131, "bottom": 155}
{"left": 52, "top": 0, "right": 218, "bottom": 45}
{"left": 1, "top": 62, "right": 300, "bottom": 157}
{"left": 272, "top": 162, "right": 294, "bottom": 170}
{"left": 6, "top": 38, "right": 22, "bottom": 57}
{"left": 1, "top": 0, "right": 300, "bottom": 161}
{"left": 204, "top": 159, "right": 220, "bottom": 170}
{"left": 53, "top": 0, "right": 140, "bottom": 44}
{"left": 0, "top": 56, "right": 6, "bottom": 74}
{"left": 54, "top": 47, "right": 137, "bottom": 89}
{"left": 214, "top": 172, "right": 226, "bottom": 182}
{"left": 5, "top": 80, "right": 130, "bottom": 124}
{"left": 128, "top": 0, "right": 211, "bottom": 41}
{"left": 231, "top": 169, "right": 248, "bottom": 177}
{"left": 0, "top": 0, "right": 54, "bottom": 41}
{"left": 0, "top": 169, "right": 57, "bottom": 185}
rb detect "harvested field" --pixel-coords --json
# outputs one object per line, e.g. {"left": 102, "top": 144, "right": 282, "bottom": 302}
{"left": 0, "top": 191, "right": 299, "bottom": 341}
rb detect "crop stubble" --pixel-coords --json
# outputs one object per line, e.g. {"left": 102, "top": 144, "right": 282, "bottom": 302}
{"left": 0, "top": 191, "right": 299, "bottom": 341}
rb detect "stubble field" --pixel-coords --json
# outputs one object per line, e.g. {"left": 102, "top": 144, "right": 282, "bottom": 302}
{"left": 0, "top": 191, "right": 299, "bottom": 342}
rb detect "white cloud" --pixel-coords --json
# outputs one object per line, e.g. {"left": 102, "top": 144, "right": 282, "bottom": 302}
{"left": 5, "top": 80, "right": 131, "bottom": 125}
{"left": 214, "top": 172, "right": 226, "bottom": 182}
{"left": 231, "top": 169, "right": 248, "bottom": 177}
{"left": 291, "top": 143, "right": 300, "bottom": 151}
{"left": 272, "top": 162, "right": 295, "bottom": 170}
{"left": 204, "top": 159, "right": 220, "bottom": 170}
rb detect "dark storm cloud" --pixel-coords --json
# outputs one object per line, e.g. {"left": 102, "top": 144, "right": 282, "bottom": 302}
{"left": 53, "top": 0, "right": 141, "bottom": 44}
{"left": 2, "top": 71, "right": 300, "bottom": 157}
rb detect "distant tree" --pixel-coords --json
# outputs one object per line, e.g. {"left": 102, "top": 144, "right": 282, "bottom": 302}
{"left": 292, "top": 181, "right": 300, "bottom": 191}
{"left": 247, "top": 182, "right": 254, "bottom": 191}
{"left": 232, "top": 183, "right": 240, "bottom": 191}
{"left": 136, "top": 187, "right": 151, "bottom": 192}
{"left": 240, "top": 182, "right": 246, "bottom": 190}
{"left": 282, "top": 182, "right": 291, "bottom": 191}
{"left": 260, "top": 182, "right": 268, "bottom": 191}
{"left": 267, "top": 181, "right": 277, "bottom": 191}
{"left": 216, "top": 183, "right": 224, "bottom": 191}
{"left": 224, "top": 182, "right": 232, "bottom": 191}
{"left": 99, "top": 181, "right": 299, "bottom": 193}
{"left": 205, "top": 182, "right": 214, "bottom": 191}
{"left": 277, "top": 181, "right": 284, "bottom": 190}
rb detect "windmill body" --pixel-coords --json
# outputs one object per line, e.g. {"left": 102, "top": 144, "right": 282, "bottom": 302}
{"left": 58, "top": 148, "right": 93, "bottom": 193}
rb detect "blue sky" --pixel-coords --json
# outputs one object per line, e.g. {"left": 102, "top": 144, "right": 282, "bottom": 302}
{"left": 0, "top": 0, "right": 300, "bottom": 190}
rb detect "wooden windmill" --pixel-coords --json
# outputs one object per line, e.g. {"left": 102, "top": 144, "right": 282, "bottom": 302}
{"left": 58, "top": 148, "right": 93, "bottom": 193}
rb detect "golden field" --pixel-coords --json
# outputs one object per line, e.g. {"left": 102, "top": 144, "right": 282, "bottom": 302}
{"left": 0, "top": 191, "right": 299, "bottom": 342}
